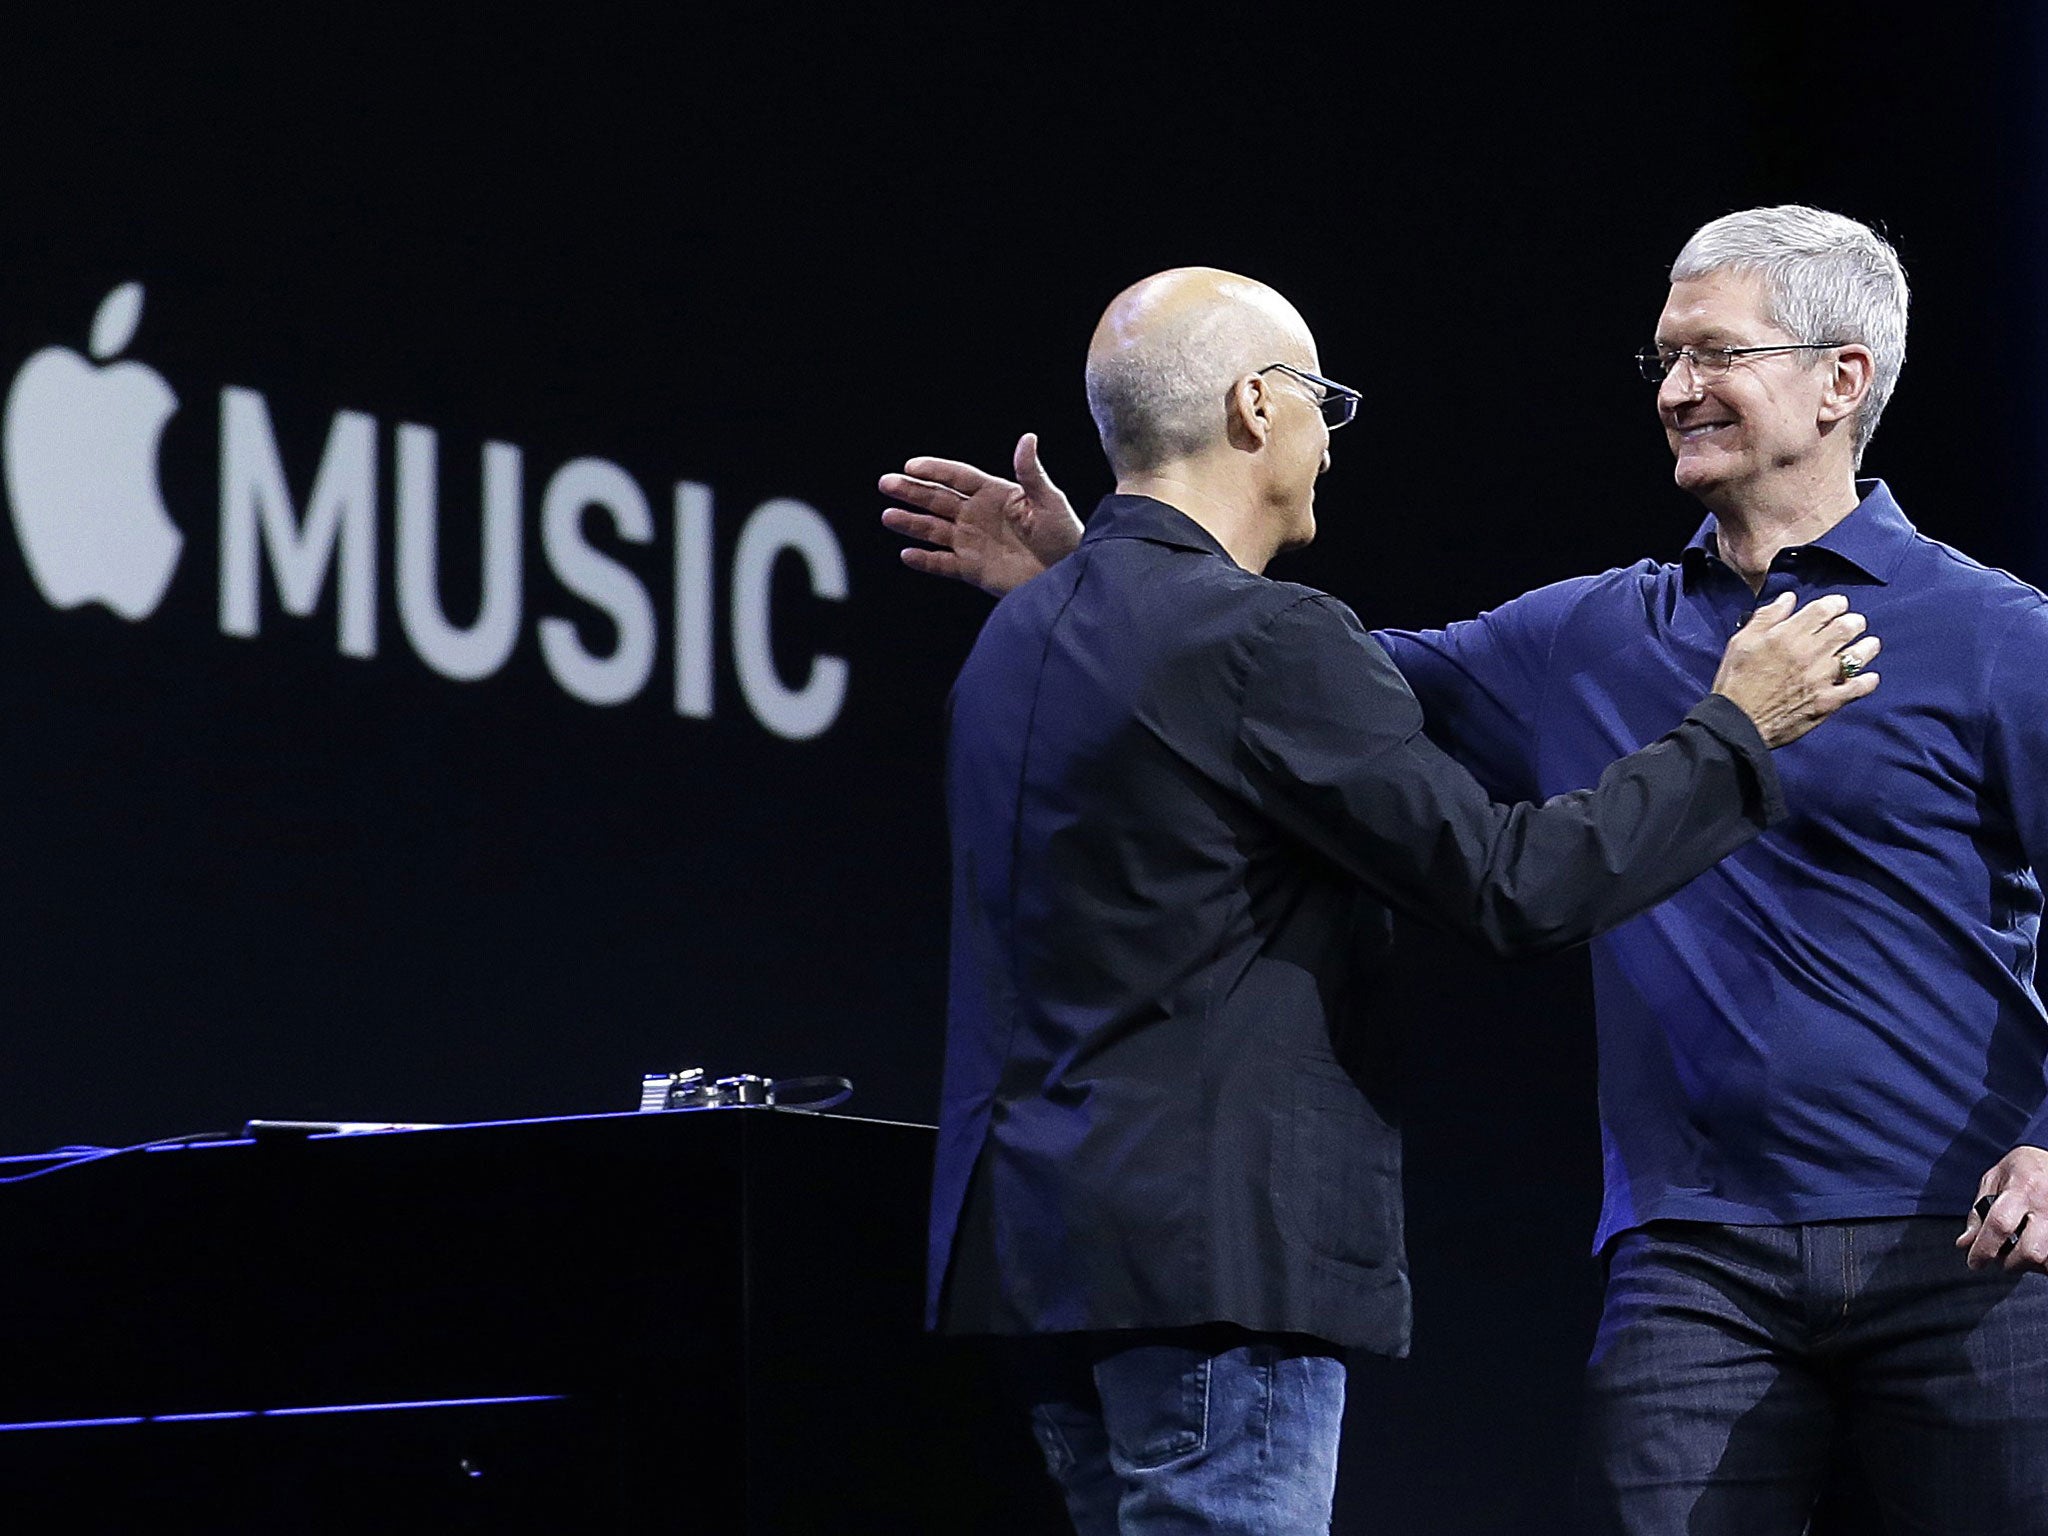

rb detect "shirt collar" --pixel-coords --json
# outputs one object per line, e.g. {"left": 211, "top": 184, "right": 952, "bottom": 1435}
{"left": 1680, "top": 479, "right": 1915, "bottom": 586}
{"left": 1081, "top": 494, "right": 1239, "bottom": 563}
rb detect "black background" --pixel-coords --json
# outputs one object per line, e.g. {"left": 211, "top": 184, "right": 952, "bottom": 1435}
{"left": 0, "top": 7, "right": 2035, "bottom": 1528}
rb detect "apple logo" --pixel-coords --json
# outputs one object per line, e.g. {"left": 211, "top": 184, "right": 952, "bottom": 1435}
{"left": 3, "top": 283, "right": 182, "bottom": 620}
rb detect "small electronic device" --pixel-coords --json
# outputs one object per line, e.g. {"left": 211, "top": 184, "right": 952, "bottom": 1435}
{"left": 639, "top": 1068, "right": 771, "bottom": 1113}
{"left": 638, "top": 1067, "right": 852, "bottom": 1114}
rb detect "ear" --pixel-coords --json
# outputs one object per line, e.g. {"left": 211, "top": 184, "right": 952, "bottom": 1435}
{"left": 1226, "top": 372, "right": 1274, "bottom": 450}
{"left": 1817, "top": 344, "right": 1874, "bottom": 426}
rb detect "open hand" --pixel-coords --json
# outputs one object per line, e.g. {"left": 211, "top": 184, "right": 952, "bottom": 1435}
{"left": 879, "top": 433, "right": 1084, "bottom": 597}
{"left": 1709, "top": 591, "right": 1880, "bottom": 748}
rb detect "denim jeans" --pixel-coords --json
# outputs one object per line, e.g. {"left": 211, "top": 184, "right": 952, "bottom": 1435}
{"left": 1007, "top": 1325, "right": 1346, "bottom": 1535}
{"left": 1579, "top": 1217, "right": 2048, "bottom": 1534}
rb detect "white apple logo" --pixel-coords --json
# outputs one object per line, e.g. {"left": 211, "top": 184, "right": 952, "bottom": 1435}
{"left": 3, "top": 283, "right": 182, "bottom": 619}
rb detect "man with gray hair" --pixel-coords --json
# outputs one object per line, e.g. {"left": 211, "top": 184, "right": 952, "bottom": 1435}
{"left": 886, "top": 206, "right": 2048, "bottom": 1531}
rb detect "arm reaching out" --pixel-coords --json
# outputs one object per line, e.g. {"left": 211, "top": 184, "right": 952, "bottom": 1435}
{"left": 879, "top": 432, "right": 1085, "bottom": 597}
{"left": 1239, "top": 591, "right": 1880, "bottom": 958}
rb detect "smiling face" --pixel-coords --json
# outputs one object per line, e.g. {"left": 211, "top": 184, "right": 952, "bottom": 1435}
{"left": 1654, "top": 268, "right": 1841, "bottom": 510}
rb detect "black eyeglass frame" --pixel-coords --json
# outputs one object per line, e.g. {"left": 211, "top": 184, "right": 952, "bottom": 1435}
{"left": 1635, "top": 342, "right": 1849, "bottom": 384}
{"left": 1258, "top": 362, "right": 1361, "bottom": 428}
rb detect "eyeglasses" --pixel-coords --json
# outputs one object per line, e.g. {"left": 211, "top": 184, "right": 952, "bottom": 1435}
{"left": 1635, "top": 342, "right": 1845, "bottom": 384}
{"left": 1258, "top": 363, "right": 1360, "bottom": 429}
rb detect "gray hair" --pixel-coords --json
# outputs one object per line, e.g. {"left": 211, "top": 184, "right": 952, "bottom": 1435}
{"left": 1085, "top": 287, "right": 1300, "bottom": 476}
{"left": 1670, "top": 205, "right": 1909, "bottom": 466}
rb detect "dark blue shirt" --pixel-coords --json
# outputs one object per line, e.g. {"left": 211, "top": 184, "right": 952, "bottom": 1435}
{"left": 1379, "top": 481, "right": 2048, "bottom": 1249}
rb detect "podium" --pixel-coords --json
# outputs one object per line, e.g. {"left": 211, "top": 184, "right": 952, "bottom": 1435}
{"left": 0, "top": 1108, "right": 1061, "bottom": 1531}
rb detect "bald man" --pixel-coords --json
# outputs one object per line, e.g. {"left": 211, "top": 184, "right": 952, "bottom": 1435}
{"left": 930, "top": 269, "right": 1874, "bottom": 1535}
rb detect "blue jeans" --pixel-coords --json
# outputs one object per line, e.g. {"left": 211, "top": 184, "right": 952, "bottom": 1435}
{"left": 1580, "top": 1217, "right": 2048, "bottom": 1534}
{"left": 1009, "top": 1326, "right": 1346, "bottom": 1535}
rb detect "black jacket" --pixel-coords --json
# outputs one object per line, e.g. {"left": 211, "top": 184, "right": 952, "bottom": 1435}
{"left": 930, "top": 495, "right": 1781, "bottom": 1353}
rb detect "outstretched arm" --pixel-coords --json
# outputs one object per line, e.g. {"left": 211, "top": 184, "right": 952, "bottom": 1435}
{"left": 879, "top": 432, "right": 1085, "bottom": 597}
{"left": 1242, "top": 591, "right": 1881, "bottom": 957}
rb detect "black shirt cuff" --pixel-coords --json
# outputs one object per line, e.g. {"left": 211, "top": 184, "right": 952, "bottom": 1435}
{"left": 1692, "top": 693, "right": 1787, "bottom": 827}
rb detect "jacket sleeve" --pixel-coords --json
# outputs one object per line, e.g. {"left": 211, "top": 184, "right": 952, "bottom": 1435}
{"left": 1238, "top": 592, "right": 1784, "bottom": 957}
{"left": 1371, "top": 576, "right": 1595, "bottom": 804}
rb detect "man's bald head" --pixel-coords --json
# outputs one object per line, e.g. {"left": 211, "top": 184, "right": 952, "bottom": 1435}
{"left": 1084, "top": 269, "right": 1317, "bottom": 478}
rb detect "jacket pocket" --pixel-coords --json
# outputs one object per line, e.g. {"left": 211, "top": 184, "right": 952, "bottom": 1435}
{"left": 1271, "top": 1055, "right": 1401, "bottom": 1269}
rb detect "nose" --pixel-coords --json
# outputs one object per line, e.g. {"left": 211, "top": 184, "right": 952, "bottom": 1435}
{"left": 1657, "top": 353, "right": 1705, "bottom": 411}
